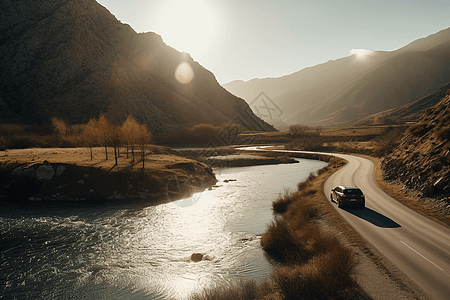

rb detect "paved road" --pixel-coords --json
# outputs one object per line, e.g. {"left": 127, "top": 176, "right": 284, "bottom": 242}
{"left": 323, "top": 153, "right": 450, "bottom": 300}
{"left": 243, "top": 147, "right": 450, "bottom": 299}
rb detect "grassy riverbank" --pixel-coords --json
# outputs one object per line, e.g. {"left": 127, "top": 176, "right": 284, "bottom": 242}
{"left": 189, "top": 156, "right": 370, "bottom": 300}
{"left": 261, "top": 157, "right": 363, "bottom": 299}
{"left": 0, "top": 146, "right": 216, "bottom": 202}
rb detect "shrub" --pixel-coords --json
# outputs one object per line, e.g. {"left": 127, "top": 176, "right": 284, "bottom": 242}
{"left": 51, "top": 116, "right": 69, "bottom": 136}
{"left": 189, "top": 280, "right": 259, "bottom": 300}
{"left": 273, "top": 189, "right": 297, "bottom": 213}
{"left": 261, "top": 216, "right": 298, "bottom": 260}
{"left": 0, "top": 124, "right": 58, "bottom": 149}
{"left": 289, "top": 124, "right": 309, "bottom": 137}
{"left": 262, "top": 193, "right": 322, "bottom": 264}
{"left": 317, "top": 166, "right": 328, "bottom": 175}
{"left": 273, "top": 244, "right": 356, "bottom": 300}
{"left": 0, "top": 136, "right": 7, "bottom": 150}
{"left": 190, "top": 123, "right": 221, "bottom": 141}
{"left": 436, "top": 126, "right": 450, "bottom": 141}
{"left": 0, "top": 124, "right": 26, "bottom": 136}
{"left": 286, "top": 137, "right": 324, "bottom": 151}
{"left": 7, "top": 135, "right": 46, "bottom": 149}
{"left": 158, "top": 123, "right": 225, "bottom": 146}
{"left": 297, "top": 172, "right": 317, "bottom": 191}
{"left": 328, "top": 156, "right": 344, "bottom": 166}
{"left": 372, "top": 127, "right": 403, "bottom": 156}
{"left": 408, "top": 122, "right": 429, "bottom": 137}
{"left": 285, "top": 196, "right": 318, "bottom": 227}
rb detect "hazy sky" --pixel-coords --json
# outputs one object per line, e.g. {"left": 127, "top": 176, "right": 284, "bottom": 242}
{"left": 97, "top": 0, "right": 450, "bottom": 84}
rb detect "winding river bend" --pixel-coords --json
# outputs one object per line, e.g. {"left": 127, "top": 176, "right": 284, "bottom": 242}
{"left": 0, "top": 158, "right": 327, "bottom": 299}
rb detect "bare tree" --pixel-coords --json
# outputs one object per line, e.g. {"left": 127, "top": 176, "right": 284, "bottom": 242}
{"left": 121, "top": 115, "right": 140, "bottom": 163}
{"left": 289, "top": 124, "right": 310, "bottom": 137}
{"left": 111, "top": 123, "right": 121, "bottom": 166}
{"left": 97, "top": 113, "right": 112, "bottom": 160}
{"left": 52, "top": 117, "right": 69, "bottom": 137}
{"left": 314, "top": 125, "right": 323, "bottom": 136}
{"left": 83, "top": 117, "right": 101, "bottom": 160}
{"left": 137, "top": 124, "right": 153, "bottom": 169}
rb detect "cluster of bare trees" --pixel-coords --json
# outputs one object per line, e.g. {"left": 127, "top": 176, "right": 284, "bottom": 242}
{"left": 289, "top": 124, "right": 322, "bottom": 137}
{"left": 52, "top": 114, "right": 152, "bottom": 168}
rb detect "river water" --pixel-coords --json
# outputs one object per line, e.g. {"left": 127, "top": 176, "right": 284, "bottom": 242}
{"left": 0, "top": 158, "right": 327, "bottom": 299}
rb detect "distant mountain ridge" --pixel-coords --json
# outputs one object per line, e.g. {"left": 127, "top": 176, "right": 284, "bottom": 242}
{"left": 223, "top": 27, "right": 450, "bottom": 127}
{"left": 0, "top": 0, "right": 273, "bottom": 134}
{"left": 355, "top": 82, "right": 450, "bottom": 126}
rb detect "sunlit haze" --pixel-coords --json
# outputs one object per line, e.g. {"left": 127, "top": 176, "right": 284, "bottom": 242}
{"left": 351, "top": 49, "right": 374, "bottom": 60}
{"left": 149, "top": 0, "right": 221, "bottom": 60}
{"left": 97, "top": 0, "right": 450, "bottom": 83}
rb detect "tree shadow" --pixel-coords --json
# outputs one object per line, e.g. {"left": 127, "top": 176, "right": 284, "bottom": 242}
{"left": 343, "top": 207, "right": 401, "bottom": 228}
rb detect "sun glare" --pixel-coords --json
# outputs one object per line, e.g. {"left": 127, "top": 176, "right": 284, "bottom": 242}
{"left": 350, "top": 49, "right": 373, "bottom": 60}
{"left": 150, "top": 0, "right": 220, "bottom": 61}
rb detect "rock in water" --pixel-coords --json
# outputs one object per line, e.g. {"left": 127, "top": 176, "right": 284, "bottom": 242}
{"left": 191, "top": 253, "right": 203, "bottom": 262}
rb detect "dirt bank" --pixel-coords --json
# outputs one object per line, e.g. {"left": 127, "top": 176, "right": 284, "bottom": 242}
{"left": 0, "top": 146, "right": 216, "bottom": 203}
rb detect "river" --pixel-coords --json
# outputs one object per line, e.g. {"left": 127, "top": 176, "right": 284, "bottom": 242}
{"left": 0, "top": 158, "right": 327, "bottom": 299}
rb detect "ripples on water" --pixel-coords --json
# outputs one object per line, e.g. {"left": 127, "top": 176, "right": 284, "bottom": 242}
{"left": 0, "top": 159, "right": 327, "bottom": 299}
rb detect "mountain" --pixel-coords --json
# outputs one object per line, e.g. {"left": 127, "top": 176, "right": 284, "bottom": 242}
{"left": 382, "top": 89, "right": 450, "bottom": 202}
{"left": 0, "top": 0, "right": 273, "bottom": 134}
{"left": 355, "top": 82, "right": 450, "bottom": 126}
{"left": 223, "top": 28, "right": 450, "bottom": 128}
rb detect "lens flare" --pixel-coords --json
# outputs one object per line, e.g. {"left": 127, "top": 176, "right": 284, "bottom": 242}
{"left": 175, "top": 62, "right": 194, "bottom": 84}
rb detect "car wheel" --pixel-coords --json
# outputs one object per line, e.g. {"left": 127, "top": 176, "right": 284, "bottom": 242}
{"left": 337, "top": 198, "right": 342, "bottom": 208}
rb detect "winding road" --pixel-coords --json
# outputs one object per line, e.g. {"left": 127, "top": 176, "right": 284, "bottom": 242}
{"left": 323, "top": 153, "right": 450, "bottom": 300}
{"left": 244, "top": 147, "right": 450, "bottom": 299}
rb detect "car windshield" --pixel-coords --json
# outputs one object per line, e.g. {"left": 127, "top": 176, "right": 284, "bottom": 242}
{"left": 344, "top": 189, "right": 362, "bottom": 195}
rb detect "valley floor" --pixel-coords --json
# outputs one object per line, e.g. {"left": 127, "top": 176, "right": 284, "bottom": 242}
{"left": 0, "top": 145, "right": 440, "bottom": 299}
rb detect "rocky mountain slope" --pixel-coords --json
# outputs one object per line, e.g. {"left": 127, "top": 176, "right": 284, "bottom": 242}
{"left": 224, "top": 27, "right": 450, "bottom": 127}
{"left": 0, "top": 0, "right": 273, "bottom": 134}
{"left": 382, "top": 90, "right": 450, "bottom": 211}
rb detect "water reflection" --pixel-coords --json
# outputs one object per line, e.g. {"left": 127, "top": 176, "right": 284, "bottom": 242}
{"left": 0, "top": 159, "right": 327, "bottom": 299}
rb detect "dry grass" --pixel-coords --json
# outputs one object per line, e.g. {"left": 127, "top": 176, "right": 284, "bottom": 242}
{"left": 266, "top": 158, "right": 364, "bottom": 297}
{"left": 0, "top": 146, "right": 184, "bottom": 172}
{"left": 272, "top": 189, "right": 298, "bottom": 214}
{"left": 273, "top": 246, "right": 358, "bottom": 300}
{"left": 261, "top": 161, "right": 362, "bottom": 299}
{"left": 189, "top": 281, "right": 261, "bottom": 300}
{"left": 252, "top": 125, "right": 410, "bottom": 158}
{"left": 0, "top": 124, "right": 58, "bottom": 150}
{"left": 320, "top": 125, "right": 403, "bottom": 137}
